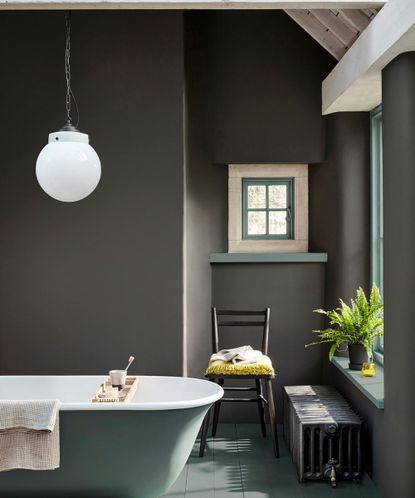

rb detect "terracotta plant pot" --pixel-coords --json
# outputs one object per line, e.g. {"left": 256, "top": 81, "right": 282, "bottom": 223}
{"left": 348, "top": 344, "right": 370, "bottom": 370}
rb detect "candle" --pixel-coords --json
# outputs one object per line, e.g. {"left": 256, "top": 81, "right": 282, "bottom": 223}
{"left": 361, "top": 362, "right": 376, "bottom": 377}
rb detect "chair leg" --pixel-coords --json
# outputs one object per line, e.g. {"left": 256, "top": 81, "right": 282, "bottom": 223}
{"left": 266, "top": 379, "right": 280, "bottom": 458}
{"left": 199, "top": 406, "right": 211, "bottom": 457}
{"left": 212, "top": 379, "right": 224, "bottom": 437}
{"left": 256, "top": 379, "right": 266, "bottom": 438}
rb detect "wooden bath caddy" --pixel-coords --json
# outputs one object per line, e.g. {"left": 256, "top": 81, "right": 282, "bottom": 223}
{"left": 91, "top": 376, "right": 139, "bottom": 403}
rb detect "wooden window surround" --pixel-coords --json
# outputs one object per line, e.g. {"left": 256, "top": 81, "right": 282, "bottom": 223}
{"left": 228, "top": 164, "right": 308, "bottom": 253}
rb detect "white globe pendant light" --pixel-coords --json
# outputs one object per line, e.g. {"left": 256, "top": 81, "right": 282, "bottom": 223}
{"left": 36, "top": 128, "right": 101, "bottom": 203}
{"left": 36, "top": 12, "right": 101, "bottom": 202}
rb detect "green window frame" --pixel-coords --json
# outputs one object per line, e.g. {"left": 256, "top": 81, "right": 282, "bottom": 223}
{"left": 242, "top": 178, "right": 294, "bottom": 240}
{"left": 371, "top": 105, "right": 384, "bottom": 363}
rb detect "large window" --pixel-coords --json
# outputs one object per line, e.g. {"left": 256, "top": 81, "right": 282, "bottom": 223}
{"left": 242, "top": 178, "right": 294, "bottom": 240}
{"left": 371, "top": 106, "right": 383, "bottom": 361}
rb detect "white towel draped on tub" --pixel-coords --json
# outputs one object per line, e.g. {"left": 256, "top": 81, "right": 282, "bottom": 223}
{"left": 0, "top": 399, "right": 60, "bottom": 471}
{"left": 209, "top": 345, "right": 263, "bottom": 365}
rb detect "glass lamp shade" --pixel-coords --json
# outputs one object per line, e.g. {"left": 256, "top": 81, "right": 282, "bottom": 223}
{"left": 36, "top": 130, "right": 101, "bottom": 202}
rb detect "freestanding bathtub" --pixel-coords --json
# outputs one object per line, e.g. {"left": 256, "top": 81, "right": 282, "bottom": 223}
{"left": 0, "top": 375, "right": 223, "bottom": 498}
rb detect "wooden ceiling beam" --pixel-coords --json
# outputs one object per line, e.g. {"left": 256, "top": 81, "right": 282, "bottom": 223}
{"left": 312, "top": 9, "right": 358, "bottom": 46}
{"left": 362, "top": 7, "right": 378, "bottom": 16}
{"left": 337, "top": 9, "right": 372, "bottom": 31}
{"left": 0, "top": 0, "right": 388, "bottom": 10}
{"left": 285, "top": 10, "right": 347, "bottom": 59}
{"left": 322, "top": 0, "right": 415, "bottom": 114}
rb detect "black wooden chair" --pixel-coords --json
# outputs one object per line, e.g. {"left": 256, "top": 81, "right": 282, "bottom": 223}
{"left": 199, "top": 307, "right": 279, "bottom": 458}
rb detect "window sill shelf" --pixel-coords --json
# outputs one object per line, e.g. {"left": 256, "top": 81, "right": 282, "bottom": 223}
{"left": 210, "top": 252, "right": 328, "bottom": 263}
{"left": 331, "top": 356, "right": 384, "bottom": 409}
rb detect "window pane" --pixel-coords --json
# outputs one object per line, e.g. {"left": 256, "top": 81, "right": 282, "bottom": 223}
{"left": 370, "top": 108, "right": 384, "bottom": 358}
{"left": 268, "top": 184, "right": 287, "bottom": 208}
{"left": 269, "top": 211, "right": 287, "bottom": 235}
{"left": 248, "top": 211, "right": 266, "bottom": 234}
{"left": 247, "top": 185, "right": 266, "bottom": 208}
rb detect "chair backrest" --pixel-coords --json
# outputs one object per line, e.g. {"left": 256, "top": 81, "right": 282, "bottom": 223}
{"left": 211, "top": 308, "right": 271, "bottom": 355}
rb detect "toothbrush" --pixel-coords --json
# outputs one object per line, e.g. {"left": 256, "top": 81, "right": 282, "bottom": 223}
{"left": 124, "top": 356, "right": 135, "bottom": 372}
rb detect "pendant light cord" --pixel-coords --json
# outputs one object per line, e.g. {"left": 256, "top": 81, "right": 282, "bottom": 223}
{"left": 64, "top": 11, "right": 79, "bottom": 128}
{"left": 65, "top": 12, "right": 72, "bottom": 124}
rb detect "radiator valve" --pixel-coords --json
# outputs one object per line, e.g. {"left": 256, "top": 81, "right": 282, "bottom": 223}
{"left": 328, "top": 458, "right": 337, "bottom": 488}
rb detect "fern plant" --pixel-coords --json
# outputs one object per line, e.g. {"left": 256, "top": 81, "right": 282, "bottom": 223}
{"left": 306, "top": 285, "right": 384, "bottom": 360}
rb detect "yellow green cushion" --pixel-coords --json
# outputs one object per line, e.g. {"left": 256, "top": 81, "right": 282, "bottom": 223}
{"left": 205, "top": 355, "right": 274, "bottom": 376}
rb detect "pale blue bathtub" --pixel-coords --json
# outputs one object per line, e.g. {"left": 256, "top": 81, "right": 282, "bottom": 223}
{"left": 0, "top": 375, "right": 223, "bottom": 498}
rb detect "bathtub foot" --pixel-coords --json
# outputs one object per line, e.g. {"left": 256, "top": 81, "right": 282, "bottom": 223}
{"left": 199, "top": 407, "right": 211, "bottom": 457}
{"left": 212, "top": 379, "right": 224, "bottom": 437}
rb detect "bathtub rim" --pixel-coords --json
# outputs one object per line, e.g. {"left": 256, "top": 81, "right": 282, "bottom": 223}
{"left": 0, "top": 375, "right": 224, "bottom": 411}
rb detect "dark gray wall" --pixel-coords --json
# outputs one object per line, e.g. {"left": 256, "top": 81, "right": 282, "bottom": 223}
{"left": 212, "top": 263, "right": 326, "bottom": 422}
{"left": 310, "top": 112, "right": 371, "bottom": 309}
{"left": 380, "top": 51, "right": 415, "bottom": 498}
{"left": 184, "top": 15, "right": 228, "bottom": 378}
{"left": 183, "top": 11, "right": 334, "bottom": 420}
{"left": 208, "top": 11, "right": 334, "bottom": 164}
{"left": 0, "top": 11, "right": 184, "bottom": 375}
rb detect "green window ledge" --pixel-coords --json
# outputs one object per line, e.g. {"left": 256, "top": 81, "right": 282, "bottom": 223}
{"left": 210, "top": 253, "right": 328, "bottom": 263}
{"left": 331, "top": 356, "right": 384, "bottom": 409}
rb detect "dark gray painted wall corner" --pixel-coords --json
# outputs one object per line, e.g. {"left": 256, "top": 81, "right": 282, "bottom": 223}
{"left": 184, "top": 14, "right": 228, "bottom": 378}
{"left": 310, "top": 112, "right": 371, "bottom": 309}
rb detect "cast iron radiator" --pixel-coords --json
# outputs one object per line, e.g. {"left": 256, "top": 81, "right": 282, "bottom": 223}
{"left": 283, "top": 385, "right": 362, "bottom": 486}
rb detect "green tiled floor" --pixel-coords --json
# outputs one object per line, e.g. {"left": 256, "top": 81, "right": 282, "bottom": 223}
{"left": 164, "top": 424, "right": 381, "bottom": 498}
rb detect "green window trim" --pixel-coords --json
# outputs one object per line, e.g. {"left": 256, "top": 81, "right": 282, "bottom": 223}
{"left": 242, "top": 178, "right": 294, "bottom": 240}
{"left": 370, "top": 104, "right": 384, "bottom": 364}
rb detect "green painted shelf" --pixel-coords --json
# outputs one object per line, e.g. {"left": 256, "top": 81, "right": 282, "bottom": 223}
{"left": 331, "top": 356, "right": 384, "bottom": 409}
{"left": 210, "top": 252, "right": 328, "bottom": 263}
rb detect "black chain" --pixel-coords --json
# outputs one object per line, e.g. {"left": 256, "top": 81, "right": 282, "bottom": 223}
{"left": 65, "top": 12, "right": 72, "bottom": 123}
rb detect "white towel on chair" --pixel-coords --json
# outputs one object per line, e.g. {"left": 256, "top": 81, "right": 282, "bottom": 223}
{"left": 210, "top": 345, "right": 263, "bottom": 365}
{"left": 0, "top": 399, "right": 60, "bottom": 471}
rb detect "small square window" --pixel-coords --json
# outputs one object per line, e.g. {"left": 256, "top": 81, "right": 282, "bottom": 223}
{"left": 228, "top": 164, "right": 308, "bottom": 253}
{"left": 242, "top": 179, "right": 294, "bottom": 240}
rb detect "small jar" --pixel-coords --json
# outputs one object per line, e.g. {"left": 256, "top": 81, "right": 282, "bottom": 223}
{"left": 361, "top": 362, "right": 376, "bottom": 377}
